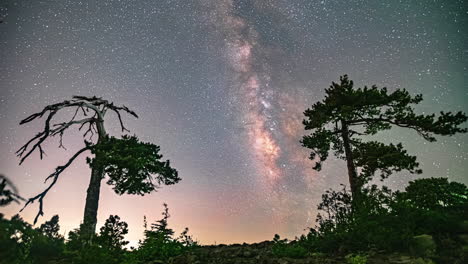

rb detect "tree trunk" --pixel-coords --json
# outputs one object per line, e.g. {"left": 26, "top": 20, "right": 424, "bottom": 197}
{"left": 81, "top": 164, "right": 103, "bottom": 239}
{"left": 81, "top": 117, "right": 107, "bottom": 239}
{"left": 340, "top": 120, "right": 360, "bottom": 197}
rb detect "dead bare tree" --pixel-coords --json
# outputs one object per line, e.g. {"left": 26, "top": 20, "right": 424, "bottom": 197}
{"left": 17, "top": 96, "right": 180, "bottom": 239}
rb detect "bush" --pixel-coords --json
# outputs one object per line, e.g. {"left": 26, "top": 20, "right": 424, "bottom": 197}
{"left": 0, "top": 214, "right": 65, "bottom": 264}
{"left": 272, "top": 234, "right": 308, "bottom": 258}
{"left": 0, "top": 205, "right": 197, "bottom": 264}
{"left": 345, "top": 254, "right": 368, "bottom": 264}
{"left": 128, "top": 203, "right": 197, "bottom": 263}
{"left": 297, "top": 178, "right": 467, "bottom": 258}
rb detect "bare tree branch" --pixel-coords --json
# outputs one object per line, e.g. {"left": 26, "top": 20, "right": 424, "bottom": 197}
{"left": 17, "top": 95, "right": 140, "bottom": 224}
{"left": 16, "top": 110, "right": 58, "bottom": 164}
{"left": 20, "top": 146, "right": 91, "bottom": 224}
{"left": 51, "top": 117, "right": 96, "bottom": 137}
{"left": 17, "top": 96, "right": 138, "bottom": 165}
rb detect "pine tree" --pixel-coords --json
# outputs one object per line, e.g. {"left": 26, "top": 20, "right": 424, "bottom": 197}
{"left": 39, "top": 215, "right": 61, "bottom": 239}
{"left": 302, "top": 75, "right": 467, "bottom": 197}
{"left": 98, "top": 215, "right": 129, "bottom": 251}
{"left": 150, "top": 203, "right": 174, "bottom": 240}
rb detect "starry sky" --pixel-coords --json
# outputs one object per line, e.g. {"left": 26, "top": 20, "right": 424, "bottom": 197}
{"left": 0, "top": 0, "right": 467, "bottom": 246}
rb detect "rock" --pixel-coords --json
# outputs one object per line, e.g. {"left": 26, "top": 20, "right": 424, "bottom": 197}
{"left": 409, "top": 234, "right": 436, "bottom": 258}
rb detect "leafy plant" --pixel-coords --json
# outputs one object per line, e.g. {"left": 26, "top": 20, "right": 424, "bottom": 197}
{"left": 345, "top": 253, "right": 368, "bottom": 264}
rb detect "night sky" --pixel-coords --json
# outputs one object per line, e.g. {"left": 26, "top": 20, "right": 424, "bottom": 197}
{"left": 1, "top": 0, "right": 467, "bottom": 246}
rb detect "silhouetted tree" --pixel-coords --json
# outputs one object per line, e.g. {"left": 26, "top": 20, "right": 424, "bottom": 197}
{"left": 149, "top": 203, "right": 174, "bottom": 240}
{"left": 302, "top": 75, "right": 467, "bottom": 197}
{"left": 17, "top": 96, "right": 180, "bottom": 239}
{"left": 39, "top": 215, "right": 61, "bottom": 240}
{"left": 398, "top": 177, "right": 467, "bottom": 210}
{"left": 97, "top": 215, "right": 129, "bottom": 251}
{"left": 136, "top": 203, "right": 195, "bottom": 262}
{"left": 178, "top": 227, "right": 196, "bottom": 247}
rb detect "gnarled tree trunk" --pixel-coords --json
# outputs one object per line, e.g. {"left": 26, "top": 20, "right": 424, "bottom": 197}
{"left": 81, "top": 117, "right": 107, "bottom": 239}
{"left": 340, "top": 120, "right": 360, "bottom": 197}
{"left": 81, "top": 164, "right": 104, "bottom": 239}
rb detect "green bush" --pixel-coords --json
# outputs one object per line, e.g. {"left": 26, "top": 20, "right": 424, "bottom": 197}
{"left": 345, "top": 254, "right": 367, "bottom": 264}
{"left": 126, "top": 203, "right": 197, "bottom": 263}
{"left": 297, "top": 178, "right": 467, "bottom": 258}
{"left": 272, "top": 234, "right": 308, "bottom": 259}
{"left": 0, "top": 214, "right": 65, "bottom": 264}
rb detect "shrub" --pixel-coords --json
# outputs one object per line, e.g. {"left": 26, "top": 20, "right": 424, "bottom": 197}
{"left": 298, "top": 178, "right": 467, "bottom": 257}
{"left": 345, "top": 254, "right": 368, "bottom": 264}
{"left": 272, "top": 234, "right": 308, "bottom": 258}
{"left": 130, "top": 203, "right": 197, "bottom": 263}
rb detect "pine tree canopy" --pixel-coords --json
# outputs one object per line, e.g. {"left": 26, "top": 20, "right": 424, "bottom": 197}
{"left": 302, "top": 75, "right": 467, "bottom": 188}
{"left": 87, "top": 135, "right": 180, "bottom": 196}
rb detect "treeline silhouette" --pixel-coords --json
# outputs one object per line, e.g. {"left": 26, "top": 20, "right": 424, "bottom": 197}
{"left": 1, "top": 177, "right": 466, "bottom": 263}
{"left": 0, "top": 204, "right": 197, "bottom": 264}
{"left": 1, "top": 76, "right": 467, "bottom": 263}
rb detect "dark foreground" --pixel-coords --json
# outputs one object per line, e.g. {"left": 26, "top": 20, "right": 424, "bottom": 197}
{"left": 169, "top": 242, "right": 442, "bottom": 264}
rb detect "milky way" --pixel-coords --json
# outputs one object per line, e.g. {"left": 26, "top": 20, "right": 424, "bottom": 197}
{"left": 1, "top": 0, "right": 467, "bottom": 245}
{"left": 211, "top": 1, "right": 283, "bottom": 183}
{"left": 203, "top": 1, "right": 317, "bottom": 188}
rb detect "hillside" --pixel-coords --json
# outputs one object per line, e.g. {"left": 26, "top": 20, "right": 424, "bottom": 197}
{"left": 168, "top": 242, "right": 438, "bottom": 264}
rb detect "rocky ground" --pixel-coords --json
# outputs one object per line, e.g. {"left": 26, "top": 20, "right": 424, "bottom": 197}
{"left": 164, "top": 241, "right": 438, "bottom": 264}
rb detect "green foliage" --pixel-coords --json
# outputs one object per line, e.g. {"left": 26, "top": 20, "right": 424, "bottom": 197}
{"left": 272, "top": 234, "right": 308, "bottom": 258}
{"left": 149, "top": 203, "right": 174, "bottom": 240}
{"left": 298, "top": 177, "right": 467, "bottom": 262}
{"left": 39, "top": 215, "right": 61, "bottom": 239}
{"left": 130, "top": 203, "right": 197, "bottom": 263}
{"left": 410, "top": 235, "right": 436, "bottom": 258}
{"left": 0, "top": 208, "right": 196, "bottom": 264}
{"left": 0, "top": 214, "right": 33, "bottom": 264}
{"left": 345, "top": 254, "right": 368, "bottom": 264}
{"left": 87, "top": 135, "right": 181, "bottom": 195}
{"left": 302, "top": 75, "right": 467, "bottom": 191}
{"left": 0, "top": 214, "right": 64, "bottom": 264}
{"left": 63, "top": 215, "right": 131, "bottom": 264}
{"left": 97, "top": 215, "right": 129, "bottom": 251}
{"left": 353, "top": 141, "right": 422, "bottom": 183}
{"left": 399, "top": 177, "right": 467, "bottom": 210}
{"left": 66, "top": 226, "right": 87, "bottom": 252}
{"left": 62, "top": 243, "right": 121, "bottom": 264}
{"left": 178, "top": 227, "right": 197, "bottom": 247}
